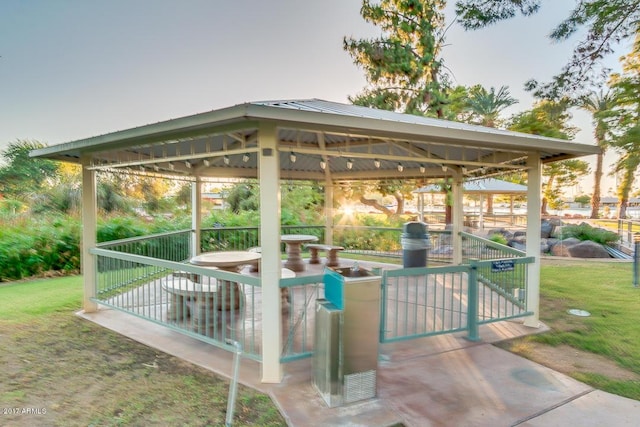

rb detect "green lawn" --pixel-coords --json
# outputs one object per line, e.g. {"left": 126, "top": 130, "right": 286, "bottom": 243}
{"left": 0, "top": 275, "right": 83, "bottom": 323}
{"left": 529, "top": 260, "right": 640, "bottom": 399}
{"left": 0, "top": 275, "right": 286, "bottom": 426}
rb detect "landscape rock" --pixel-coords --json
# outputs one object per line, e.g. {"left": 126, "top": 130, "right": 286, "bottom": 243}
{"left": 549, "top": 217, "right": 564, "bottom": 227}
{"left": 540, "top": 240, "right": 550, "bottom": 253}
{"left": 551, "top": 225, "right": 567, "bottom": 238}
{"left": 540, "top": 219, "right": 554, "bottom": 238}
{"left": 513, "top": 230, "right": 527, "bottom": 239}
{"left": 550, "top": 238, "right": 581, "bottom": 256}
{"left": 545, "top": 238, "right": 559, "bottom": 249}
{"left": 508, "top": 240, "right": 526, "bottom": 251}
{"left": 567, "top": 241, "right": 611, "bottom": 258}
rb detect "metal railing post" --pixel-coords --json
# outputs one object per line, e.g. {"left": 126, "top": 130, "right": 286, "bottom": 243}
{"left": 378, "top": 269, "right": 387, "bottom": 343}
{"left": 634, "top": 233, "right": 640, "bottom": 288}
{"left": 225, "top": 340, "right": 243, "bottom": 427}
{"left": 467, "top": 260, "right": 480, "bottom": 341}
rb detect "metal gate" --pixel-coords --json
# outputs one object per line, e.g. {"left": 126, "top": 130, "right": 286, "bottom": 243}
{"left": 379, "top": 258, "right": 534, "bottom": 343}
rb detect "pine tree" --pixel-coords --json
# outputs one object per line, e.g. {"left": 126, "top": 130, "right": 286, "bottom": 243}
{"left": 344, "top": 0, "right": 450, "bottom": 117}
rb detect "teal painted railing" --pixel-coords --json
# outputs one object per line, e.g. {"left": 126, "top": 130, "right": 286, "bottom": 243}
{"left": 91, "top": 225, "right": 535, "bottom": 362}
{"left": 201, "top": 225, "right": 325, "bottom": 253}
{"left": 97, "top": 230, "right": 192, "bottom": 262}
{"left": 90, "top": 246, "right": 324, "bottom": 362}
{"left": 380, "top": 265, "right": 470, "bottom": 342}
{"left": 380, "top": 255, "right": 534, "bottom": 343}
{"left": 90, "top": 248, "right": 264, "bottom": 361}
{"left": 460, "top": 231, "right": 526, "bottom": 263}
{"left": 201, "top": 224, "right": 453, "bottom": 264}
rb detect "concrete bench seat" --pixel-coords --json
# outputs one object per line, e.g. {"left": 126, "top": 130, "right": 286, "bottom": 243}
{"left": 161, "top": 276, "right": 218, "bottom": 322}
{"left": 305, "top": 243, "right": 344, "bottom": 267}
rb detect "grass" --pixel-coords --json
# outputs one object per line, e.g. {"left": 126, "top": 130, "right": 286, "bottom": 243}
{"left": 500, "top": 260, "right": 640, "bottom": 400}
{"left": 0, "top": 276, "right": 286, "bottom": 426}
{"left": 0, "top": 276, "right": 83, "bottom": 323}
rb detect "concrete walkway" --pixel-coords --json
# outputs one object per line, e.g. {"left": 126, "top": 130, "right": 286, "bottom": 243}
{"left": 79, "top": 309, "right": 640, "bottom": 426}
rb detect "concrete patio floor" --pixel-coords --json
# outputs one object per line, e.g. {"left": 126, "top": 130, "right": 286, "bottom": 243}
{"left": 79, "top": 301, "right": 640, "bottom": 426}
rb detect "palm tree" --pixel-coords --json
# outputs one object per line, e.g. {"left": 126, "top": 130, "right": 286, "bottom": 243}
{"left": 466, "top": 85, "right": 518, "bottom": 128}
{"left": 578, "top": 90, "right": 615, "bottom": 218}
{"left": 465, "top": 85, "right": 518, "bottom": 214}
{"left": 615, "top": 153, "right": 640, "bottom": 219}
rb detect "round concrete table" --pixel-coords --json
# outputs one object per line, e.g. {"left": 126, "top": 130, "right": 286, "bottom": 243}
{"left": 191, "top": 251, "right": 262, "bottom": 310}
{"left": 281, "top": 234, "right": 319, "bottom": 272}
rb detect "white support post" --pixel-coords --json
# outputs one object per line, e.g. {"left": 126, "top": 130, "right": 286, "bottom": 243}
{"left": 81, "top": 157, "right": 98, "bottom": 313}
{"left": 525, "top": 153, "right": 542, "bottom": 327}
{"left": 258, "top": 122, "right": 283, "bottom": 383}
{"left": 478, "top": 193, "right": 484, "bottom": 231}
{"left": 318, "top": 132, "right": 333, "bottom": 245}
{"left": 452, "top": 173, "right": 464, "bottom": 265}
{"left": 191, "top": 177, "right": 202, "bottom": 258}
{"left": 510, "top": 195, "right": 515, "bottom": 225}
{"left": 324, "top": 181, "right": 334, "bottom": 245}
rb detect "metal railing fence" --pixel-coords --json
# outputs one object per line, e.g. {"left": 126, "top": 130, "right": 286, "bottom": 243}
{"left": 381, "top": 265, "right": 470, "bottom": 343}
{"left": 90, "top": 247, "right": 263, "bottom": 361}
{"left": 91, "top": 225, "right": 535, "bottom": 362}
{"left": 97, "top": 230, "right": 192, "bottom": 262}
{"left": 471, "top": 257, "right": 533, "bottom": 325}
{"left": 200, "top": 225, "right": 325, "bottom": 252}
{"left": 460, "top": 231, "right": 526, "bottom": 263}
{"left": 90, "top": 247, "right": 324, "bottom": 362}
{"left": 380, "top": 255, "right": 534, "bottom": 343}
{"left": 334, "top": 226, "right": 453, "bottom": 264}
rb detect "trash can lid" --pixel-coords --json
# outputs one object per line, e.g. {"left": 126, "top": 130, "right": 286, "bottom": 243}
{"left": 402, "top": 221, "right": 428, "bottom": 238}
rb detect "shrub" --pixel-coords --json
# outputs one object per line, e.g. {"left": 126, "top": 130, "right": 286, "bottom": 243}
{"left": 561, "top": 223, "right": 619, "bottom": 245}
{"left": 0, "top": 213, "right": 192, "bottom": 282}
{"left": 0, "top": 215, "right": 81, "bottom": 281}
{"left": 488, "top": 233, "right": 508, "bottom": 246}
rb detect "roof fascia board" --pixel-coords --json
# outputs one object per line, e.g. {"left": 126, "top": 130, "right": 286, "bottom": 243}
{"left": 30, "top": 104, "right": 255, "bottom": 158}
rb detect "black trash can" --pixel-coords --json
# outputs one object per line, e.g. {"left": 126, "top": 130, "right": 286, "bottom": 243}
{"left": 401, "top": 221, "right": 430, "bottom": 268}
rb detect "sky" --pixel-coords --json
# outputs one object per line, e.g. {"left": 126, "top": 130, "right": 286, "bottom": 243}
{"left": 0, "top": 1, "right": 633, "bottom": 196}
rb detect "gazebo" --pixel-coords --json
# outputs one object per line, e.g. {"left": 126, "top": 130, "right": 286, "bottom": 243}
{"left": 414, "top": 177, "right": 528, "bottom": 229}
{"left": 31, "top": 99, "right": 599, "bottom": 383}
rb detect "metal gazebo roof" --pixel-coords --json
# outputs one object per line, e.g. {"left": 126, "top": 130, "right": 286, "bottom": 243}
{"left": 415, "top": 178, "right": 528, "bottom": 195}
{"left": 31, "top": 99, "right": 600, "bottom": 180}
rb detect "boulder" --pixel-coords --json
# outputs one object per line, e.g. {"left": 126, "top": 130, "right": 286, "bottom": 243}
{"left": 550, "top": 237, "right": 581, "bottom": 257}
{"left": 549, "top": 217, "right": 564, "bottom": 227}
{"left": 567, "top": 241, "right": 612, "bottom": 258}
{"left": 539, "top": 239, "right": 550, "bottom": 253}
{"left": 546, "top": 238, "right": 559, "bottom": 250}
{"left": 508, "top": 240, "right": 526, "bottom": 251}
{"left": 540, "top": 219, "right": 554, "bottom": 238}
{"left": 513, "top": 230, "right": 527, "bottom": 239}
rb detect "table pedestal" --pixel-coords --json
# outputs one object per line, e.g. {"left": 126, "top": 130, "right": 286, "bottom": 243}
{"left": 284, "top": 242, "right": 305, "bottom": 272}
{"left": 281, "top": 235, "right": 319, "bottom": 272}
{"left": 216, "top": 275, "right": 242, "bottom": 311}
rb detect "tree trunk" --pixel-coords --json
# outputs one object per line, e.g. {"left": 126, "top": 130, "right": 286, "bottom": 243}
{"left": 445, "top": 204, "right": 452, "bottom": 225}
{"left": 590, "top": 151, "right": 603, "bottom": 218}
{"left": 617, "top": 158, "right": 639, "bottom": 219}
{"left": 394, "top": 191, "right": 405, "bottom": 215}
{"left": 541, "top": 175, "right": 555, "bottom": 215}
{"left": 486, "top": 195, "right": 494, "bottom": 214}
{"left": 541, "top": 197, "right": 549, "bottom": 216}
